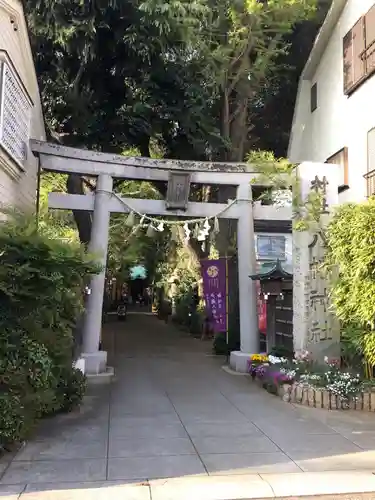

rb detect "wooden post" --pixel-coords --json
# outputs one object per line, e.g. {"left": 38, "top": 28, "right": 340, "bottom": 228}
{"left": 266, "top": 296, "right": 277, "bottom": 352}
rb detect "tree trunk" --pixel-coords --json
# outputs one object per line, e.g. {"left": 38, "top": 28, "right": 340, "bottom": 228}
{"left": 66, "top": 174, "right": 92, "bottom": 246}
{"left": 229, "top": 97, "right": 249, "bottom": 162}
{"left": 139, "top": 136, "right": 150, "bottom": 158}
{"left": 222, "top": 89, "right": 230, "bottom": 144}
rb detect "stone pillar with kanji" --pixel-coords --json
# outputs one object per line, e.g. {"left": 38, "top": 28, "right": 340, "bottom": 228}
{"left": 292, "top": 163, "right": 340, "bottom": 362}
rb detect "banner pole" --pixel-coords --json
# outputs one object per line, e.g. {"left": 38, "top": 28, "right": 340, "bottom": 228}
{"left": 225, "top": 256, "right": 229, "bottom": 346}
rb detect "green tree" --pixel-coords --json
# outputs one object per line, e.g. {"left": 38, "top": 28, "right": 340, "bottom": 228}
{"left": 197, "top": 0, "right": 317, "bottom": 161}
{"left": 26, "top": 0, "right": 321, "bottom": 163}
{"left": 250, "top": 0, "right": 331, "bottom": 156}
{"left": 25, "top": 0, "right": 217, "bottom": 156}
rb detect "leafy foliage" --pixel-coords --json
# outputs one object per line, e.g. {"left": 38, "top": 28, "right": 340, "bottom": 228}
{"left": 0, "top": 212, "right": 99, "bottom": 448}
{"left": 25, "top": 0, "right": 218, "bottom": 157}
{"left": 107, "top": 179, "right": 165, "bottom": 280}
{"left": 213, "top": 332, "right": 240, "bottom": 355}
{"left": 25, "top": 0, "right": 321, "bottom": 161}
{"left": 57, "top": 367, "right": 87, "bottom": 413}
{"left": 268, "top": 345, "right": 294, "bottom": 359}
{"left": 38, "top": 172, "right": 79, "bottom": 242}
{"left": 203, "top": 0, "right": 318, "bottom": 161}
{"left": 324, "top": 199, "right": 375, "bottom": 368}
{"left": 213, "top": 333, "right": 230, "bottom": 355}
{"left": 326, "top": 200, "right": 375, "bottom": 326}
{"left": 340, "top": 322, "right": 369, "bottom": 371}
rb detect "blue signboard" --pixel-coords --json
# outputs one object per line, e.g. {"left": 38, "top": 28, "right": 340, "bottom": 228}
{"left": 129, "top": 264, "right": 147, "bottom": 280}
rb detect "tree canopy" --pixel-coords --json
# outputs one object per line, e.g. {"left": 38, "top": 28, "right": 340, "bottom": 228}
{"left": 26, "top": 0, "right": 326, "bottom": 161}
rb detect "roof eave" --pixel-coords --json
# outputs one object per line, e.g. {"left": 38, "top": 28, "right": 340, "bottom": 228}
{"left": 302, "top": 0, "right": 348, "bottom": 81}
{"left": 249, "top": 260, "right": 293, "bottom": 281}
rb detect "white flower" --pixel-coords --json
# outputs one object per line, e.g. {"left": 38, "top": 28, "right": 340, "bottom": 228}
{"left": 268, "top": 355, "right": 281, "bottom": 364}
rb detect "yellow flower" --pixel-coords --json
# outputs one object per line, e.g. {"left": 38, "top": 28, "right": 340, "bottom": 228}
{"left": 250, "top": 354, "right": 268, "bottom": 362}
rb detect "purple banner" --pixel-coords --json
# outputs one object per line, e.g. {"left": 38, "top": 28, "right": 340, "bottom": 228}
{"left": 200, "top": 258, "right": 227, "bottom": 332}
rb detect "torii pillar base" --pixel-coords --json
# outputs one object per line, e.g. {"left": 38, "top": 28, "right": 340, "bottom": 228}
{"left": 81, "top": 350, "right": 107, "bottom": 375}
{"left": 229, "top": 351, "right": 254, "bottom": 373}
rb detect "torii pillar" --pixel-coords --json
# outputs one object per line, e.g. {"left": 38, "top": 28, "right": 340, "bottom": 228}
{"left": 81, "top": 174, "right": 113, "bottom": 374}
{"left": 229, "top": 181, "right": 259, "bottom": 372}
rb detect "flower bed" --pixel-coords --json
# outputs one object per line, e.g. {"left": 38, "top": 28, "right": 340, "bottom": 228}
{"left": 281, "top": 383, "right": 375, "bottom": 411}
{"left": 247, "top": 350, "right": 375, "bottom": 410}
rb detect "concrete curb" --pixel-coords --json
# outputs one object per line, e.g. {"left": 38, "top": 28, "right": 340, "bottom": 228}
{"left": 147, "top": 472, "right": 375, "bottom": 499}
{"left": 13, "top": 472, "right": 375, "bottom": 500}
{"left": 86, "top": 366, "right": 114, "bottom": 385}
{"left": 221, "top": 365, "right": 251, "bottom": 376}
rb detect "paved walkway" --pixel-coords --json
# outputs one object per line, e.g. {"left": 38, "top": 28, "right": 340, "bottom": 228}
{"left": 2, "top": 314, "right": 375, "bottom": 499}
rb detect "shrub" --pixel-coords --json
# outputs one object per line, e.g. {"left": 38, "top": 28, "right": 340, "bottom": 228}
{"left": 0, "top": 212, "right": 99, "bottom": 447}
{"left": 268, "top": 345, "right": 294, "bottom": 359}
{"left": 57, "top": 368, "right": 87, "bottom": 412}
{"left": 326, "top": 199, "right": 375, "bottom": 368}
{"left": 213, "top": 332, "right": 239, "bottom": 355}
{"left": 213, "top": 333, "right": 228, "bottom": 355}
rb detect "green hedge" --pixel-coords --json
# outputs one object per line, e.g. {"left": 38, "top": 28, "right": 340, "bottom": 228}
{"left": 213, "top": 332, "right": 240, "bottom": 355}
{"left": 173, "top": 289, "right": 204, "bottom": 336}
{"left": 0, "top": 213, "right": 99, "bottom": 450}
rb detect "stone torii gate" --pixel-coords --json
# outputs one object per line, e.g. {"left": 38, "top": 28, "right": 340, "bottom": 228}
{"left": 31, "top": 140, "right": 291, "bottom": 375}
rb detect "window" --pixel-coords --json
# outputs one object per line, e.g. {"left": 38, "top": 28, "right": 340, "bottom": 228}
{"left": 343, "top": 4, "right": 375, "bottom": 95}
{"left": 256, "top": 235, "right": 286, "bottom": 261}
{"left": 325, "top": 147, "right": 349, "bottom": 192}
{"left": 0, "top": 59, "right": 32, "bottom": 168}
{"left": 310, "top": 83, "right": 317, "bottom": 112}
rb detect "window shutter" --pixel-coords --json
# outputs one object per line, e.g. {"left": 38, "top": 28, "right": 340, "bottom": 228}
{"left": 365, "top": 5, "right": 375, "bottom": 73}
{"left": 343, "top": 19, "right": 366, "bottom": 94}
{"left": 352, "top": 18, "right": 366, "bottom": 83}
{"left": 0, "top": 61, "right": 32, "bottom": 166}
{"left": 343, "top": 30, "right": 353, "bottom": 93}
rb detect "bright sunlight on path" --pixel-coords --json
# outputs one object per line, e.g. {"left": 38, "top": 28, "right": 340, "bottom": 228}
{"left": 2, "top": 314, "right": 375, "bottom": 499}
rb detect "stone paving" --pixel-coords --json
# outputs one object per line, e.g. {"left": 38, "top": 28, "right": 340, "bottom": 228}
{"left": 2, "top": 313, "right": 375, "bottom": 499}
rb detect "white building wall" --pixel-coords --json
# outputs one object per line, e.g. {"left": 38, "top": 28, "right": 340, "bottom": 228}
{"left": 0, "top": 0, "right": 45, "bottom": 211}
{"left": 289, "top": 0, "right": 375, "bottom": 203}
